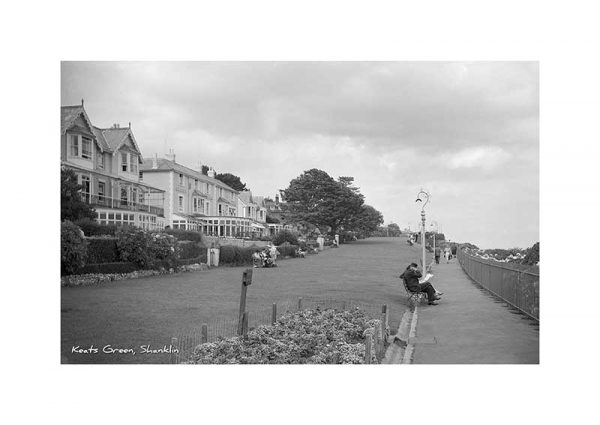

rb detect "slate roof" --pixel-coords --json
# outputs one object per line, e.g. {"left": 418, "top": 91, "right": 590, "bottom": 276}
{"left": 61, "top": 105, "right": 86, "bottom": 135}
{"left": 92, "top": 126, "right": 111, "bottom": 152}
{"left": 140, "top": 158, "right": 238, "bottom": 192}
{"left": 100, "top": 127, "right": 131, "bottom": 151}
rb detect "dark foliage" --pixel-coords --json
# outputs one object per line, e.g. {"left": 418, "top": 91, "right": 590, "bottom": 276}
{"left": 74, "top": 218, "right": 122, "bottom": 236}
{"left": 219, "top": 245, "right": 256, "bottom": 266}
{"left": 61, "top": 220, "right": 88, "bottom": 275}
{"left": 163, "top": 228, "right": 204, "bottom": 242}
{"left": 273, "top": 230, "right": 299, "bottom": 246}
{"left": 521, "top": 242, "right": 540, "bottom": 265}
{"left": 61, "top": 168, "right": 97, "bottom": 221}
{"left": 86, "top": 237, "right": 119, "bottom": 264}
{"left": 178, "top": 241, "right": 204, "bottom": 259}
{"left": 214, "top": 172, "right": 248, "bottom": 191}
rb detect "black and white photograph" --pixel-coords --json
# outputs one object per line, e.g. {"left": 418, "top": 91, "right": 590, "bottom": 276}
{"left": 60, "top": 61, "right": 539, "bottom": 365}
{"left": 5, "top": 1, "right": 600, "bottom": 424}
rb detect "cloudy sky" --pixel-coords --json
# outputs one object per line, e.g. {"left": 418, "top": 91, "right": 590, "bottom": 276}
{"left": 61, "top": 62, "right": 538, "bottom": 249}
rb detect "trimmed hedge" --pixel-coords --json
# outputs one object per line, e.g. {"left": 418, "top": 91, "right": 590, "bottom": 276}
{"left": 273, "top": 230, "right": 298, "bottom": 246}
{"left": 219, "top": 245, "right": 257, "bottom": 266}
{"left": 178, "top": 241, "right": 204, "bottom": 259}
{"left": 86, "top": 237, "right": 119, "bottom": 264}
{"left": 276, "top": 243, "right": 299, "bottom": 258}
{"left": 77, "top": 261, "right": 139, "bottom": 275}
{"left": 163, "top": 228, "right": 203, "bottom": 242}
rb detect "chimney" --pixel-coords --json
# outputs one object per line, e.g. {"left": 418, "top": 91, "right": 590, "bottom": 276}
{"left": 152, "top": 153, "right": 158, "bottom": 169}
{"left": 81, "top": 99, "right": 84, "bottom": 106}
{"left": 112, "top": 123, "right": 120, "bottom": 129}
{"left": 128, "top": 122, "right": 131, "bottom": 129}
{"left": 165, "top": 148, "right": 176, "bottom": 162}
{"left": 208, "top": 167, "right": 216, "bottom": 178}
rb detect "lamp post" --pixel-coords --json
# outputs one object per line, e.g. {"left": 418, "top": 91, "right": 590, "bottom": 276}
{"left": 415, "top": 189, "right": 430, "bottom": 273}
{"left": 430, "top": 221, "right": 439, "bottom": 262}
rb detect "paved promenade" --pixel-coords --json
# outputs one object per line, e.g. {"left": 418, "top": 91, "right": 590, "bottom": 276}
{"left": 412, "top": 258, "right": 539, "bottom": 364}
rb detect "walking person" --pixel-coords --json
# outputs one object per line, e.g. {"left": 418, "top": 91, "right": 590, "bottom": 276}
{"left": 400, "top": 263, "right": 443, "bottom": 306}
{"left": 434, "top": 246, "right": 441, "bottom": 264}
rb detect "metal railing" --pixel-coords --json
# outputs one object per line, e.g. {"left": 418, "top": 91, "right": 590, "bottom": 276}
{"left": 458, "top": 247, "right": 539, "bottom": 321}
{"left": 85, "top": 194, "right": 165, "bottom": 217}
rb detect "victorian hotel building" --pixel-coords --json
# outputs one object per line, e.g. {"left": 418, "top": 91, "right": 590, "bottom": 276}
{"left": 61, "top": 102, "right": 166, "bottom": 229}
{"left": 62, "top": 102, "right": 270, "bottom": 237}
{"left": 139, "top": 152, "right": 268, "bottom": 237}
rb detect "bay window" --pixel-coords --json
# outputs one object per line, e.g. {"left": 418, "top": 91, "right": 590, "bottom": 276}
{"left": 121, "top": 152, "right": 128, "bottom": 172}
{"left": 70, "top": 135, "right": 79, "bottom": 156}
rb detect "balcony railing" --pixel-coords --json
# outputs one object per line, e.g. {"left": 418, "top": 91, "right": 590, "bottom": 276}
{"left": 85, "top": 194, "right": 164, "bottom": 217}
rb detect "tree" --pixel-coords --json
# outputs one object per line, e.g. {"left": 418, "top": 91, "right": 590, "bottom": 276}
{"left": 61, "top": 168, "right": 96, "bottom": 222}
{"left": 281, "top": 169, "right": 364, "bottom": 235}
{"left": 201, "top": 165, "right": 209, "bottom": 175}
{"left": 387, "top": 223, "right": 401, "bottom": 237}
{"left": 214, "top": 172, "right": 248, "bottom": 191}
{"left": 346, "top": 205, "right": 384, "bottom": 236}
{"left": 266, "top": 215, "right": 280, "bottom": 224}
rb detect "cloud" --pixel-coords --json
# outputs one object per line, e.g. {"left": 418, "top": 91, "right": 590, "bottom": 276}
{"left": 446, "top": 146, "right": 510, "bottom": 171}
{"left": 61, "top": 61, "right": 539, "bottom": 248}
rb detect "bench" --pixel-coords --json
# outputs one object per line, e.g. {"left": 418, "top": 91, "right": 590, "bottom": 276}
{"left": 401, "top": 277, "right": 428, "bottom": 305}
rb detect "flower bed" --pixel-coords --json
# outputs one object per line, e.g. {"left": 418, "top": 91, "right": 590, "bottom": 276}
{"left": 187, "top": 308, "right": 383, "bottom": 364}
{"left": 61, "top": 263, "right": 209, "bottom": 287}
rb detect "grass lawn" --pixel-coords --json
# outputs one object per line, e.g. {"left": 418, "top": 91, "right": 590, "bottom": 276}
{"left": 61, "top": 236, "right": 423, "bottom": 364}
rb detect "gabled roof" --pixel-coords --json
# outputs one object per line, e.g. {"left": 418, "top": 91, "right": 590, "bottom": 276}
{"left": 92, "top": 126, "right": 111, "bottom": 152}
{"left": 100, "top": 127, "right": 144, "bottom": 163}
{"left": 238, "top": 190, "right": 253, "bottom": 204}
{"left": 61, "top": 104, "right": 104, "bottom": 152}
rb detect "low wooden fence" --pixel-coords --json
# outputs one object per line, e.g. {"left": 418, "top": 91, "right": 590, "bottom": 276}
{"left": 170, "top": 296, "right": 390, "bottom": 364}
{"left": 457, "top": 247, "right": 539, "bottom": 320}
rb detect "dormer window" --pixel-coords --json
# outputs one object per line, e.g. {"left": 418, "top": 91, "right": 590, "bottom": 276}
{"left": 81, "top": 137, "right": 92, "bottom": 159}
{"left": 129, "top": 154, "right": 138, "bottom": 174}
{"left": 121, "top": 152, "right": 128, "bottom": 172}
{"left": 70, "top": 135, "right": 79, "bottom": 156}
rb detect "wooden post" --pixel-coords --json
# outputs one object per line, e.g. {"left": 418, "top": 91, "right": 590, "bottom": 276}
{"left": 170, "top": 337, "right": 178, "bottom": 364}
{"left": 298, "top": 297, "right": 303, "bottom": 311}
{"left": 201, "top": 323, "right": 208, "bottom": 344}
{"left": 382, "top": 305, "right": 388, "bottom": 342}
{"left": 242, "top": 311, "right": 249, "bottom": 339}
{"left": 272, "top": 303, "right": 277, "bottom": 325}
{"left": 238, "top": 268, "right": 253, "bottom": 335}
{"left": 365, "top": 334, "right": 372, "bottom": 364}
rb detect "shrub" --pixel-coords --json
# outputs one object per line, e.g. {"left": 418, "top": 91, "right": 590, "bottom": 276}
{"left": 74, "top": 218, "right": 121, "bottom": 236}
{"left": 115, "top": 227, "right": 153, "bottom": 268}
{"left": 178, "top": 241, "right": 203, "bottom": 259}
{"left": 86, "top": 237, "right": 119, "bottom": 263}
{"left": 276, "top": 243, "right": 298, "bottom": 258}
{"left": 189, "top": 308, "right": 381, "bottom": 364}
{"left": 273, "top": 230, "right": 298, "bottom": 246}
{"left": 61, "top": 220, "right": 88, "bottom": 275}
{"left": 163, "top": 228, "right": 203, "bottom": 242}
{"left": 219, "top": 245, "right": 254, "bottom": 266}
{"left": 148, "top": 232, "right": 180, "bottom": 270}
{"left": 521, "top": 242, "right": 540, "bottom": 265}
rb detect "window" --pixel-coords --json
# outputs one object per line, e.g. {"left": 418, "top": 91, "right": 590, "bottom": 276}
{"left": 218, "top": 204, "right": 222, "bottom": 216}
{"left": 139, "top": 191, "right": 145, "bottom": 205}
{"left": 195, "top": 179, "right": 198, "bottom": 189}
{"left": 81, "top": 137, "right": 92, "bottom": 159}
{"left": 121, "top": 152, "right": 128, "bottom": 172}
{"left": 80, "top": 175, "right": 90, "bottom": 202}
{"left": 178, "top": 195, "right": 184, "bottom": 212}
{"left": 70, "top": 135, "right": 79, "bottom": 156}
{"left": 205, "top": 202, "right": 210, "bottom": 215}
{"left": 132, "top": 188, "right": 138, "bottom": 205}
{"left": 97, "top": 153, "right": 104, "bottom": 169}
{"left": 139, "top": 171, "right": 143, "bottom": 180}
{"left": 120, "top": 187, "right": 128, "bottom": 205}
{"left": 179, "top": 174, "right": 184, "bottom": 186}
{"left": 130, "top": 154, "right": 137, "bottom": 174}
{"left": 98, "top": 181, "right": 105, "bottom": 201}
{"left": 219, "top": 187, "right": 223, "bottom": 197}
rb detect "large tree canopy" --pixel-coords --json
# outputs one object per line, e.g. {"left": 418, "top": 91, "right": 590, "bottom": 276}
{"left": 61, "top": 168, "right": 97, "bottom": 222}
{"left": 281, "top": 169, "right": 366, "bottom": 235}
{"left": 346, "top": 204, "right": 384, "bottom": 235}
{"left": 214, "top": 172, "right": 248, "bottom": 192}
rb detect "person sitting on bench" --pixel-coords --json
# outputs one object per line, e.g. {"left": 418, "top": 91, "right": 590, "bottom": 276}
{"left": 400, "top": 262, "right": 443, "bottom": 305}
